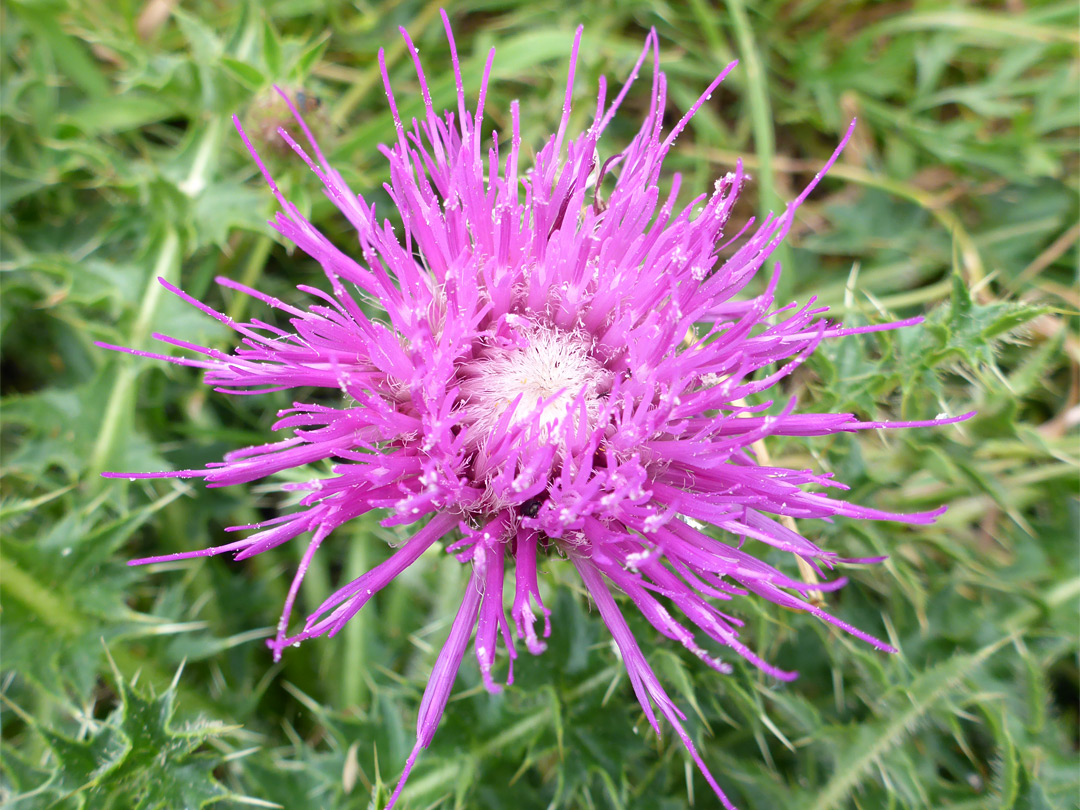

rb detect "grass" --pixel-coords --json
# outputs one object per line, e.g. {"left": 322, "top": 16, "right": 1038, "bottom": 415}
{"left": 2, "top": 1, "right": 1077, "bottom": 808}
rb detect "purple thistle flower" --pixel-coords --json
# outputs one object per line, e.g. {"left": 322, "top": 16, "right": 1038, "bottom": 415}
{"left": 100, "top": 15, "right": 972, "bottom": 808}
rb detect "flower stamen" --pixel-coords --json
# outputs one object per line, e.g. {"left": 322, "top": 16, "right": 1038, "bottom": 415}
{"left": 459, "top": 325, "right": 610, "bottom": 446}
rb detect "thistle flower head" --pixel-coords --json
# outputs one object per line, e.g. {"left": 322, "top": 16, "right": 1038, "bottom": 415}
{"left": 100, "top": 14, "right": 971, "bottom": 808}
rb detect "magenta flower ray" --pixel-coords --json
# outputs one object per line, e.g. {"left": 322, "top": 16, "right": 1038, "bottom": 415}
{"left": 100, "top": 13, "right": 972, "bottom": 807}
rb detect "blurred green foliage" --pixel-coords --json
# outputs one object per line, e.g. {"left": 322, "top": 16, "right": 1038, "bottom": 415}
{"left": 1, "top": 1, "right": 1077, "bottom": 808}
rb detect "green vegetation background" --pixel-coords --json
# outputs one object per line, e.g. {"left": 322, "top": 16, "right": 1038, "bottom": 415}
{"left": 2, "top": 1, "right": 1077, "bottom": 808}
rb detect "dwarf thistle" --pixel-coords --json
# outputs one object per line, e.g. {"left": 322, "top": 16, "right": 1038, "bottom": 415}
{"left": 100, "top": 15, "right": 969, "bottom": 807}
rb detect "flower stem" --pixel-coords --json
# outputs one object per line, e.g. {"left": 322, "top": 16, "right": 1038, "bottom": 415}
{"left": 750, "top": 427, "right": 825, "bottom": 606}
{"left": 90, "top": 228, "right": 181, "bottom": 477}
{"left": 0, "top": 552, "right": 82, "bottom": 634}
{"left": 226, "top": 234, "right": 273, "bottom": 324}
{"left": 724, "top": 0, "right": 793, "bottom": 295}
{"left": 339, "top": 532, "right": 370, "bottom": 708}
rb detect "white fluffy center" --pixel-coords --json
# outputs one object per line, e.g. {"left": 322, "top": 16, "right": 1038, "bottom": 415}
{"left": 460, "top": 327, "right": 607, "bottom": 444}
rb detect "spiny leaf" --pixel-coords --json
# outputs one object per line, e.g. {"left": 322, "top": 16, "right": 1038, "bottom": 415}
{"left": 39, "top": 723, "right": 130, "bottom": 797}
{"left": 9, "top": 659, "right": 237, "bottom": 810}
{"left": 982, "top": 705, "right": 1019, "bottom": 810}
{"left": 806, "top": 637, "right": 1010, "bottom": 810}
{"left": 920, "top": 271, "right": 1049, "bottom": 374}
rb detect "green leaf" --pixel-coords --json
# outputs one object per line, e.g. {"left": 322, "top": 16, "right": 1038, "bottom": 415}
{"left": 221, "top": 57, "right": 267, "bottom": 89}
{"left": 8, "top": 1, "right": 109, "bottom": 98}
{"left": 39, "top": 724, "right": 130, "bottom": 796}
{"left": 806, "top": 637, "right": 1009, "bottom": 810}
{"left": 192, "top": 182, "right": 270, "bottom": 247}
{"left": 290, "top": 33, "right": 330, "bottom": 81}
{"left": 63, "top": 94, "right": 179, "bottom": 135}
{"left": 10, "top": 659, "right": 236, "bottom": 810}
{"left": 982, "top": 705, "right": 1019, "bottom": 809}
{"left": 262, "top": 18, "right": 283, "bottom": 80}
{"left": 920, "top": 270, "right": 1049, "bottom": 375}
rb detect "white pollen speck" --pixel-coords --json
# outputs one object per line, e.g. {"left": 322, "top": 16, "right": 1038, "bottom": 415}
{"left": 642, "top": 514, "right": 665, "bottom": 533}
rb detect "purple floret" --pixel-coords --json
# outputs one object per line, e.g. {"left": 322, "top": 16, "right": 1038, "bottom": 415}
{"left": 100, "top": 13, "right": 972, "bottom": 807}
